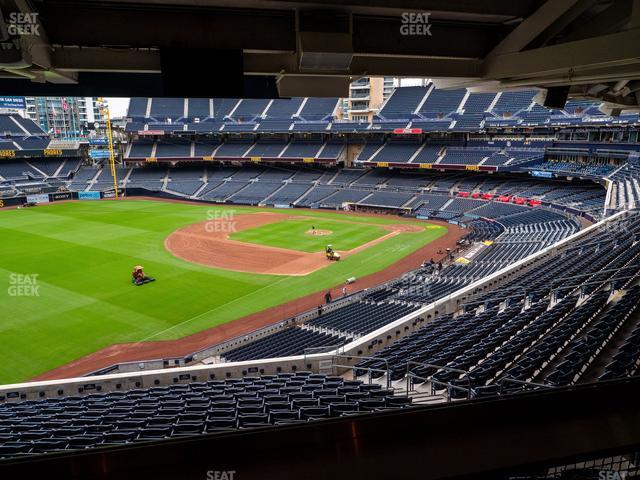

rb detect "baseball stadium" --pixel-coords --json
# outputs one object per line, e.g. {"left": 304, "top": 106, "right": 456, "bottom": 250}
{"left": 1, "top": 1, "right": 640, "bottom": 479}
{"left": 1, "top": 199, "right": 451, "bottom": 383}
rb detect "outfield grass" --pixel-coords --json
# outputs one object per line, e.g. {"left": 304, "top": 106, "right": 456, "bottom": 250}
{"left": 230, "top": 218, "right": 387, "bottom": 253}
{"left": 0, "top": 200, "right": 447, "bottom": 384}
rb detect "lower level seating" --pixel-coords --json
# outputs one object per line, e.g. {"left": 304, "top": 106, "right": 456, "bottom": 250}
{"left": 222, "top": 328, "right": 347, "bottom": 361}
{"left": 354, "top": 213, "right": 640, "bottom": 398}
{"left": 0, "top": 373, "right": 412, "bottom": 460}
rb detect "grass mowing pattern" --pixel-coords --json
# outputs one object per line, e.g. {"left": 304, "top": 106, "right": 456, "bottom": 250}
{"left": 229, "top": 218, "right": 387, "bottom": 253}
{"left": 0, "top": 200, "right": 447, "bottom": 384}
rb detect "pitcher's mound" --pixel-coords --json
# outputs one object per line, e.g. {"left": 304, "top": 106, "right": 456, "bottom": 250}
{"left": 306, "top": 229, "right": 332, "bottom": 236}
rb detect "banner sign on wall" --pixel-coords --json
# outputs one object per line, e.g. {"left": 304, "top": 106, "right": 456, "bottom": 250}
{"left": 50, "top": 192, "right": 73, "bottom": 201}
{"left": 138, "top": 130, "right": 165, "bottom": 136}
{"left": 78, "top": 191, "right": 101, "bottom": 200}
{"left": 89, "top": 149, "right": 112, "bottom": 159}
{"left": 0, "top": 196, "right": 25, "bottom": 208}
{"left": 0, "top": 96, "right": 26, "bottom": 109}
{"left": 531, "top": 170, "right": 554, "bottom": 179}
{"left": 26, "top": 194, "right": 50, "bottom": 204}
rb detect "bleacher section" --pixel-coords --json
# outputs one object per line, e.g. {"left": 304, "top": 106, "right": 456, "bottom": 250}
{"left": 297, "top": 98, "right": 338, "bottom": 121}
{"left": 104, "top": 164, "right": 607, "bottom": 218}
{"left": 308, "top": 301, "right": 418, "bottom": 336}
{"left": 377, "top": 86, "right": 426, "bottom": 119}
{"left": 0, "top": 372, "right": 412, "bottom": 459}
{"left": 371, "top": 141, "right": 421, "bottom": 163}
{"left": 124, "top": 135, "right": 555, "bottom": 171}
{"left": 418, "top": 88, "right": 466, "bottom": 118}
{"left": 0, "top": 114, "right": 45, "bottom": 137}
{"left": 120, "top": 89, "right": 638, "bottom": 191}
{"left": 124, "top": 86, "right": 635, "bottom": 142}
{"left": 353, "top": 212, "right": 640, "bottom": 398}
{"left": 0, "top": 115, "right": 54, "bottom": 190}
{"left": 491, "top": 90, "right": 536, "bottom": 116}
{"left": 526, "top": 160, "right": 616, "bottom": 178}
{"left": 223, "top": 329, "right": 347, "bottom": 361}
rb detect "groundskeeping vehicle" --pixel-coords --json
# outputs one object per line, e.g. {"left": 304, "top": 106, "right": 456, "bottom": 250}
{"left": 325, "top": 245, "right": 341, "bottom": 261}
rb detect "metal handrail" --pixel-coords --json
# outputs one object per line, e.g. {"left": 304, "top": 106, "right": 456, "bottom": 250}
{"left": 405, "top": 361, "right": 474, "bottom": 401}
{"left": 331, "top": 354, "right": 393, "bottom": 389}
{"left": 498, "top": 376, "right": 553, "bottom": 394}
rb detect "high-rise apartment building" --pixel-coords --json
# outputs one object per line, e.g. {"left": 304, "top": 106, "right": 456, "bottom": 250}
{"left": 24, "top": 97, "right": 105, "bottom": 138}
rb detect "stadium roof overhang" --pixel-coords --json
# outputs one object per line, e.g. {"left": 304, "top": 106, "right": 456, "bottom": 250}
{"left": 0, "top": 0, "right": 639, "bottom": 110}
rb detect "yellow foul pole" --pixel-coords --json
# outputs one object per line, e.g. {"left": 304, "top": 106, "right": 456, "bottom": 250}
{"left": 98, "top": 98, "right": 119, "bottom": 198}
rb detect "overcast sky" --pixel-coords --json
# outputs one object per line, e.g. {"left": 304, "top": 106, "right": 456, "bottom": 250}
{"left": 105, "top": 97, "right": 130, "bottom": 118}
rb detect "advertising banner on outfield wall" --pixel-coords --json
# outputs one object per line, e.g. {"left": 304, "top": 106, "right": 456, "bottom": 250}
{"left": 50, "top": 192, "right": 73, "bottom": 202}
{"left": 0, "top": 196, "right": 26, "bottom": 208}
{"left": 531, "top": 171, "right": 555, "bottom": 179}
{"left": 26, "top": 193, "right": 50, "bottom": 204}
{"left": 0, "top": 96, "right": 26, "bottom": 109}
{"left": 78, "top": 191, "right": 101, "bottom": 200}
{"left": 89, "top": 149, "right": 112, "bottom": 159}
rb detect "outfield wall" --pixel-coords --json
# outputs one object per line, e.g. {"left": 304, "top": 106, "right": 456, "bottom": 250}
{"left": 0, "top": 210, "right": 626, "bottom": 402}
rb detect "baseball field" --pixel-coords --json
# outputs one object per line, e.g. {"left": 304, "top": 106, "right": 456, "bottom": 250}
{"left": 0, "top": 199, "right": 450, "bottom": 384}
